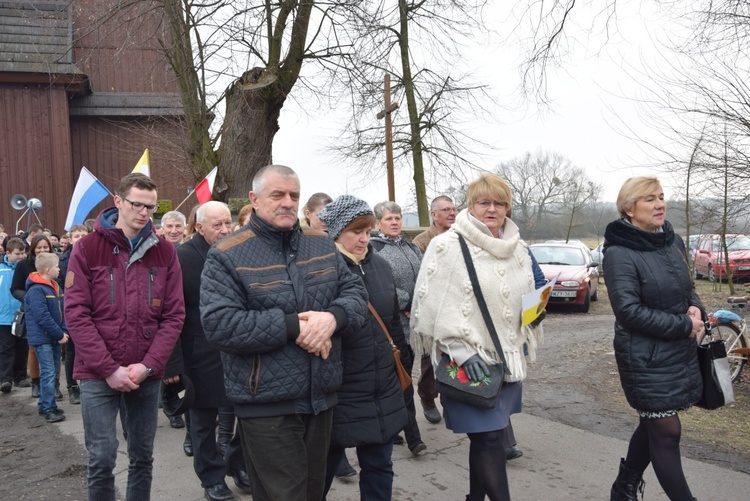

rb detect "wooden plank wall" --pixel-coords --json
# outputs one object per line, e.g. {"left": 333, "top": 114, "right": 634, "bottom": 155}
{"left": 0, "top": 84, "right": 73, "bottom": 235}
{"left": 69, "top": 116, "right": 195, "bottom": 221}
{"left": 73, "top": 0, "right": 179, "bottom": 94}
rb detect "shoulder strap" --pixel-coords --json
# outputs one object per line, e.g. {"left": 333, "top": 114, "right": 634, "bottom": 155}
{"left": 368, "top": 303, "right": 396, "bottom": 347}
{"left": 457, "top": 234, "right": 510, "bottom": 375}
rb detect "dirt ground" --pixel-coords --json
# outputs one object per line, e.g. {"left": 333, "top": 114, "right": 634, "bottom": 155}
{"left": 1, "top": 282, "right": 748, "bottom": 499}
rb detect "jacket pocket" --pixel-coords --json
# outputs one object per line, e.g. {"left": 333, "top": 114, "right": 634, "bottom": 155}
{"left": 248, "top": 354, "right": 261, "bottom": 395}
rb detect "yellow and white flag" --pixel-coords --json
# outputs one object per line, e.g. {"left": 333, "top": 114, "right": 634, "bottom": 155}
{"left": 132, "top": 149, "right": 150, "bottom": 177}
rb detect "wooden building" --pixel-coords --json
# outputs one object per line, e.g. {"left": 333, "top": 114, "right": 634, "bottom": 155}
{"left": 0, "top": 0, "right": 192, "bottom": 234}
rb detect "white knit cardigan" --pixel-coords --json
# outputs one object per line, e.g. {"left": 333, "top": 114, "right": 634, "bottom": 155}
{"left": 409, "top": 209, "right": 542, "bottom": 382}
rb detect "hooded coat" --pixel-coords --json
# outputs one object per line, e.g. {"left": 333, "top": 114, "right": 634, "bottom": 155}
{"left": 603, "top": 219, "right": 703, "bottom": 412}
{"left": 332, "top": 246, "right": 408, "bottom": 447}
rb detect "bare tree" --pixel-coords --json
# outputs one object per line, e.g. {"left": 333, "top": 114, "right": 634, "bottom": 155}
{"left": 495, "top": 150, "right": 573, "bottom": 238}
{"left": 330, "top": 0, "right": 493, "bottom": 224}
{"left": 559, "top": 168, "right": 601, "bottom": 241}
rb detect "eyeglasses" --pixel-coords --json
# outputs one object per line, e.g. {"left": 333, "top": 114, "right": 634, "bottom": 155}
{"left": 474, "top": 200, "right": 507, "bottom": 210}
{"left": 436, "top": 207, "right": 456, "bottom": 213}
{"left": 124, "top": 198, "right": 159, "bottom": 213}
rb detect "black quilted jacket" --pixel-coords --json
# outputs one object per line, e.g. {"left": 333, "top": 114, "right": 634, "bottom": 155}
{"left": 603, "top": 219, "right": 703, "bottom": 412}
{"left": 332, "top": 246, "right": 408, "bottom": 447}
{"left": 200, "top": 212, "right": 368, "bottom": 418}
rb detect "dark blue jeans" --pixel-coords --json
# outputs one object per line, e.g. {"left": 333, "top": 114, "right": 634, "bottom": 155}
{"left": 80, "top": 378, "right": 160, "bottom": 501}
{"left": 325, "top": 440, "right": 395, "bottom": 500}
{"left": 32, "top": 343, "right": 61, "bottom": 413}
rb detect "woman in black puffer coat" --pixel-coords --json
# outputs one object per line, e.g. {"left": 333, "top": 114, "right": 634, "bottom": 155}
{"left": 603, "top": 176, "right": 703, "bottom": 501}
{"left": 319, "top": 195, "right": 408, "bottom": 501}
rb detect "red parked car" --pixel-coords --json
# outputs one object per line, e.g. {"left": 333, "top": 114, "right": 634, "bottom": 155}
{"left": 693, "top": 234, "right": 750, "bottom": 282}
{"left": 529, "top": 243, "right": 599, "bottom": 313}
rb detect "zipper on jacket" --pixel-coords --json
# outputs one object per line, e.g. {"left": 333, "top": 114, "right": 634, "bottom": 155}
{"left": 148, "top": 267, "right": 158, "bottom": 305}
{"left": 108, "top": 265, "right": 115, "bottom": 304}
{"left": 358, "top": 264, "right": 365, "bottom": 276}
{"left": 249, "top": 355, "right": 261, "bottom": 395}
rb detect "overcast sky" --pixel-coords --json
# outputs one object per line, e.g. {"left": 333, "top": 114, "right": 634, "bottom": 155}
{"left": 271, "top": 1, "right": 683, "bottom": 211}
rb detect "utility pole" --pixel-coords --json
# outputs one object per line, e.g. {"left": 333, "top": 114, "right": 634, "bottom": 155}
{"left": 377, "top": 73, "right": 399, "bottom": 201}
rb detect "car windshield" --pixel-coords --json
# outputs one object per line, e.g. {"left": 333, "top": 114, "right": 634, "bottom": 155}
{"left": 531, "top": 246, "right": 585, "bottom": 266}
{"left": 711, "top": 237, "right": 750, "bottom": 251}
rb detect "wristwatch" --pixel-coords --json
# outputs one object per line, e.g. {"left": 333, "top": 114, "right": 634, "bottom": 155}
{"left": 144, "top": 365, "right": 155, "bottom": 377}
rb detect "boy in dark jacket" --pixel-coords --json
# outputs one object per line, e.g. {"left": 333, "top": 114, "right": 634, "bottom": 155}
{"left": 24, "top": 252, "right": 69, "bottom": 423}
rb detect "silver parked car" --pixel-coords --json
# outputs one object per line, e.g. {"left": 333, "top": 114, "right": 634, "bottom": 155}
{"left": 590, "top": 242, "right": 604, "bottom": 275}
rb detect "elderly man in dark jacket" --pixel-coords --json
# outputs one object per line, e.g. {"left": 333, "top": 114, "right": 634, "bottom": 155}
{"left": 201, "top": 165, "right": 368, "bottom": 501}
{"left": 164, "top": 201, "right": 250, "bottom": 501}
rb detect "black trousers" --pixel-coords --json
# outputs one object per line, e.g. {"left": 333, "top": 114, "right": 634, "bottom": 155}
{"left": 64, "top": 337, "right": 77, "bottom": 388}
{"left": 0, "top": 324, "right": 28, "bottom": 383}
{"left": 417, "top": 354, "right": 438, "bottom": 401}
{"left": 237, "top": 409, "right": 333, "bottom": 501}
{"left": 402, "top": 349, "right": 423, "bottom": 449}
{"left": 189, "top": 407, "right": 246, "bottom": 487}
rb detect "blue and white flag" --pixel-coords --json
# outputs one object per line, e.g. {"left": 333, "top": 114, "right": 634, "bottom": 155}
{"left": 64, "top": 167, "right": 111, "bottom": 231}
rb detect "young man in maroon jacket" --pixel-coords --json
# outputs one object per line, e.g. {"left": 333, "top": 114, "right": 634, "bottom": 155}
{"left": 64, "top": 173, "right": 185, "bottom": 501}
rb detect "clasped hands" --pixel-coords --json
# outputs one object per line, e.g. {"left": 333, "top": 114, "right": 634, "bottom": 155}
{"left": 297, "top": 310, "right": 335, "bottom": 359}
{"left": 105, "top": 363, "right": 152, "bottom": 392}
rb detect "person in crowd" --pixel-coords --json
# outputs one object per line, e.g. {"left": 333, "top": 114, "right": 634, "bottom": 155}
{"left": 185, "top": 204, "right": 201, "bottom": 240}
{"left": 59, "top": 234, "right": 71, "bottom": 253}
{"left": 201, "top": 164, "right": 368, "bottom": 500}
{"left": 24, "top": 252, "right": 69, "bottom": 423}
{"left": 237, "top": 204, "right": 253, "bottom": 227}
{"left": 158, "top": 210, "right": 189, "bottom": 429}
{"left": 411, "top": 195, "right": 456, "bottom": 424}
{"left": 604, "top": 176, "right": 704, "bottom": 501}
{"left": 49, "top": 234, "right": 61, "bottom": 252}
{"left": 83, "top": 218, "right": 96, "bottom": 233}
{"left": 164, "top": 201, "right": 251, "bottom": 501}
{"left": 0, "top": 237, "right": 28, "bottom": 392}
{"left": 65, "top": 173, "right": 185, "bottom": 501}
{"left": 410, "top": 174, "right": 544, "bottom": 501}
{"left": 11, "top": 234, "right": 57, "bottom": 399}
{"left": 162, "top": 210, "right": 187, "bottom": 247}
{"left": 303, "top": 192, "right": 333, "bottom": 230}
{"left": 23, "top": 224, "right": 45, "bottom": 251}
{"left": 154, "top": 224, "right": 165, "bottom": 238}
{"left": 57, "top": 224, "right": 89, "bottom": 405}
{"left": 318, "top": 195, "right": 408, "bottom": 500}
{"left": 370, "top": 201, "right": 426, "bottom": 455}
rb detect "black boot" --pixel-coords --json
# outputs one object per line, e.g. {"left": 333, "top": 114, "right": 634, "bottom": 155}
{"left": 55, "top": 380, "right": 63, "bottom": 400}
{"left": 31, "top": 378, "right": 40, "bottom": 398}
{"left": 610, "top": 458, "right": 645, "bottom": 501}
{"left": 69, "top": 384, "right": 81, "bottom": 405}
{"left": 183, "top": 413, "right": 193, "bottom": 457}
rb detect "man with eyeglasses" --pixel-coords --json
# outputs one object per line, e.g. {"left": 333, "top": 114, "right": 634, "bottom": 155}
{"left": 411, "top": 195, "right": 456, "bottom": 424}
{"left": 65, "top": 173, "right": 185, "bottom": 501}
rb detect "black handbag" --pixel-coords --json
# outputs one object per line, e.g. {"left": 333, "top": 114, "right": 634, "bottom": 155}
{"left": 434, "top": 234, "right": 510, "bottom": 409}
{"left": 696, "top": 324, "right": 735, "bottom": 410}
{"left": 11, "top": 307, "right": 26, "bottom": 339}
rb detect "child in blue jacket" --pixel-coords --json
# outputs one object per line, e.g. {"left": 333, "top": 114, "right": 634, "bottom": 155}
{"left": 24, "top": 252, "right": 69, "bottom": 423}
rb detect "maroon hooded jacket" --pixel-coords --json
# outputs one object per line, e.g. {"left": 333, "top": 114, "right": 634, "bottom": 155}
{"left": 64, "top": 207, "right": 185, "bottom": 380}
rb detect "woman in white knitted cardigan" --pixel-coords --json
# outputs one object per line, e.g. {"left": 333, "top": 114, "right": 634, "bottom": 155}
{"left": 410, "top": 173, "right": 542, "bottom": 501}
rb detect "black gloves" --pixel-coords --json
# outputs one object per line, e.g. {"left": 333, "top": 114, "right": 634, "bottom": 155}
{"left": 462, "top": 354, "right": 490, "bottom": 383}
{"left": 531, "top": 309, "right": 546, "bottom": 327}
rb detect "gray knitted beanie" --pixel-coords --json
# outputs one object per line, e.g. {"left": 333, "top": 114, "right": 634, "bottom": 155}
{"left": 317, "top": 195, "right": 374, "bottom": 240}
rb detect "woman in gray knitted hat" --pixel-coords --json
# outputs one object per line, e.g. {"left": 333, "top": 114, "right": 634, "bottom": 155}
{"left": 319, "top": 195, "right": 408, "bottom": 500}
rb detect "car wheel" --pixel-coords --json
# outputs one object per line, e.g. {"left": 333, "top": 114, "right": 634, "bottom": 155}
{"left": 692, "top": 265, "right": 702, "bottom": 280}
{"left": 591, "top": 286, "right": 599, "bottom": 302}
{"left": 708, "top": 265, "right": 717, "bottom": 282}
{"left": 578, "top": 286, "right": 591, "bottom": 313}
